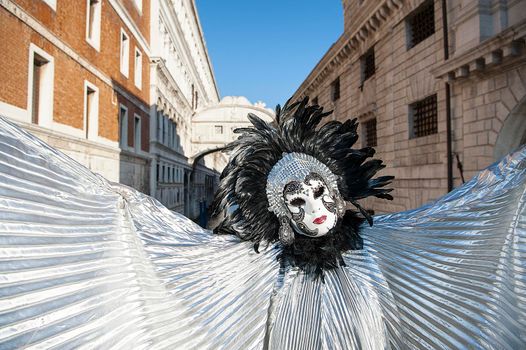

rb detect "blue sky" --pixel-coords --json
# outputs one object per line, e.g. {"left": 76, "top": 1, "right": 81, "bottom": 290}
{"left": 195, "top": 1, "right": 343, "bottom": 109}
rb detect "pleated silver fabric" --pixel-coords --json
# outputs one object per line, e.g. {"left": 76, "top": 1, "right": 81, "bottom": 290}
{"left": 0, "top": 116, "right": 525, "bottom": 349}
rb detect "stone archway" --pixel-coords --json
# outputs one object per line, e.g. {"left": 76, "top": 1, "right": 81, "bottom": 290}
{"left": 494, "top": 96, "right": 526, "bottom": 160}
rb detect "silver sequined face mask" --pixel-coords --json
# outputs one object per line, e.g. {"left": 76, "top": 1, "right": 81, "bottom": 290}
{"left": 266, "top": 153, "right": 346, "bottom": 244}
{"left": 283, "top": 173, "right": 338, "bottom": 237}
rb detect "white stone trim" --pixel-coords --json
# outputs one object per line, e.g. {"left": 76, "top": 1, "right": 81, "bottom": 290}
{"left": 0, "top": 101, "right": 28, "bottom": 123}
{"left": 132, "top": 0, "right": 142, "bottom": 15}
{"left": 42, "top": 0, "right": 56, "bottom": 11}
{"left": 0, "top": 0, "right": 149, "bottom": 114}
{"left": 49, "top": 121, "right": 85, "bottom": 139}
{"left": 27, "top": 43, "right": 54, "bottom": 128}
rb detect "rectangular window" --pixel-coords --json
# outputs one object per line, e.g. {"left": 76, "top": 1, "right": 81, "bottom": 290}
{"left": 331, "top": 77, "right": 340, "bottom": 101}
{"left": 133, "top": 0, "right": 142, "bottom": 13}
{"left": 29, "top": 46, "right": 54, "bottom": 126}
{"left": 361, "top": 47, "right": 375, "bottom": 84}
{"left": 407, "top": 0, "right": 435, "bottom": 49}
{"left": 215, "top": 125, "right": 223, "bottom": 134}
{"left": 157, "top": 111, "right": 162, "bottom": 141}
{"left": 119, "top": 105, "right": 128, "bottom": 148}
{"left": 410, "top": 94, "right": 438, "bottom": 138}
{"left": 134, "top": 48, "right": 142, "bottom": 89}
{"left": 120, "top": 30, "right": 130, "bottom": 77}
{"left": 84, "top": 81, "right": 98, "bottom": 140}
{"left": 134, "top": 114, "right": 141, "bottom": 151}
{"left": 163, "top": 117, "right": 168, "bottom": 144}
{"left": 86, "top": 0, "right": 101, "bottom": 50}
{"left": 364, "top": 118, "right": 378, "bottom": 147}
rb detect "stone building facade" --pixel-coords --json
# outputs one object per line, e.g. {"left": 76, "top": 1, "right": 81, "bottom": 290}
{"left": 192, "top": 96, "right": 275, "bottom": 170}
{"left": 0, "top": 0, "right": 151, "bottom": 193}
{"left": 149, "top": 0, "right": 220, "bottom": 218}
{"left": 293, "top": 0, "right": 526, "bottom": 213}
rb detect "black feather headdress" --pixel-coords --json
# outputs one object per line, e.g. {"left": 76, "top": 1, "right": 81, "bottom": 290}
{"left": 210, "top": 97, "right": 393, "bottom": 271}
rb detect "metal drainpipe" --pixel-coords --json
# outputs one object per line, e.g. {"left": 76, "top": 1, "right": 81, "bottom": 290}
{"left": 442, "top": 0, "right": 454, "bottom": 192}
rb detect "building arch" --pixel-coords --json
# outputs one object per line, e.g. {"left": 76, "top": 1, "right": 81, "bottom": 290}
{"left": 494, "top": 96, "right": 526, "bottom": 160}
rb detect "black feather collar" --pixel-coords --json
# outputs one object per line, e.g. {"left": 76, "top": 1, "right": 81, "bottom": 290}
{"left": 277, "top": 211, "right": 364, "bottom": 275}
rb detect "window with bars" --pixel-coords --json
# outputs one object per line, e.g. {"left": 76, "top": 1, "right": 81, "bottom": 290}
{"left": 364, "top": 118, "right": 377, "bottom": 147}
{"left": 331, "top": 78, "right": 340, "bottom": 101}
{"left": 407, "top": 0, "right": 435, "bottom": 49}
{"left": 410, "top": 94, "right": 438, "bottom": 138}
{"left": 361, "top": 47, "right": 375, "bottom": 84}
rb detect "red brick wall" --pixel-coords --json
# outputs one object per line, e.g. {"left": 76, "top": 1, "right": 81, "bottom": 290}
{"left": 0, "top": 9, "right": 29, "bottom": 109}
{"left": 0, "top": 0, "right": 150, "bottom": 144}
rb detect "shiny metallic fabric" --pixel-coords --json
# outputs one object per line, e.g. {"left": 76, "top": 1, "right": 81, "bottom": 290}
{"left": 1, "top": 116, "right": 525, "bottom": 349}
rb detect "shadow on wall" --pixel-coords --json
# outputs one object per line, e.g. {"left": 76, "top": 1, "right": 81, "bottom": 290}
{"left": 112, "top": 79, "right": 151, "bottom": 195}
{"left": 110, "top": 81, "right": 217, "bottom": 223}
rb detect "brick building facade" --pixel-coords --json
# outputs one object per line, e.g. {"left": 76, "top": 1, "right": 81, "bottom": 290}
{"left": 293, "top": 0, "right": 526, "bottom": 213}
{"left": 0, "top": 0, "right": 151, "bottom": 193}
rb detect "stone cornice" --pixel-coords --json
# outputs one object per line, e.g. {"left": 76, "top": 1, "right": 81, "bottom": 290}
{"left": 294, "top": 0, "right": 404, "bottom": 99}
{"left": 432, "top": 20, "right": 526, "bottom": 81}
{"left": 152, "top": 57, "right": 193, "bottom": 113}
{"left": 188, "top": 0, "right": 220, "bottom": 101}
{"left": 160, "top": 0, "right": 219, "bottom": 104}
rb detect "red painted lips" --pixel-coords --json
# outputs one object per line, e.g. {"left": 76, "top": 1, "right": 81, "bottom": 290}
{"left": 313, "top": 215, "right": 327, "bottom": 225}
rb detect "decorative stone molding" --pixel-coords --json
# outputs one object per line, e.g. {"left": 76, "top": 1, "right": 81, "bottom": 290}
{"left": 432, "top": 20, "right": 526, "bottom": 81}
{"left": 295, "top": 0, "right": 405, "bottom": 97}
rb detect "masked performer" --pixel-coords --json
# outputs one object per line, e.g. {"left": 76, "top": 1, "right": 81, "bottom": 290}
{"left": 0, "top": 99, "right": 525, "bottom": 349}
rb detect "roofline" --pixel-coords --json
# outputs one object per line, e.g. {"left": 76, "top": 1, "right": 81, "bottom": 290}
{"left": 189, "top": 0, "right": 220, "bottom": 100}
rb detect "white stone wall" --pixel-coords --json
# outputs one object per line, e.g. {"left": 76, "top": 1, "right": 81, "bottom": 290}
{"left": 149, "top": 0, "right": 220, "bottom": 217}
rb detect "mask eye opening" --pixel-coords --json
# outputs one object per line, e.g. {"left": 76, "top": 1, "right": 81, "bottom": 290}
{"left": 313, "top": 186, "right": 325, "bottom": 199}
{"left": 289, "top": 197, "right": 306, "bottom": 207}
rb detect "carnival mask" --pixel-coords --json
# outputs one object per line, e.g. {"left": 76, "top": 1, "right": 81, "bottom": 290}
{"left": 283, "top": 173, "right": 338, "bottom": 237}
{"left": 266, "top": 152, "right": 345, "bottom": 244}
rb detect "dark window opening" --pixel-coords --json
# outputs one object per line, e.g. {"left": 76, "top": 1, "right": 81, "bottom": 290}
{"left": 331, "top": 77, "right": 340, "bottom": 101}
{"left": 364, "top": 118, "right": 378, "bottom": 147}
{"left": 410, "top": 94, "right": 438, "bottom": 138}
{"left": 361, "top": 48, "right": 375, "bottom": 84}
{"left": 407, "top": 0, "right": 435, "bottom": 49}
{"left": 312, "top": 96, "right": 318, "bottom": 105}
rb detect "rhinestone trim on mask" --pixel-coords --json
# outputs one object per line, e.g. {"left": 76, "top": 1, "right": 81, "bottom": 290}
{"left": 266, "top": 152, "right": 341, "bottom": 220}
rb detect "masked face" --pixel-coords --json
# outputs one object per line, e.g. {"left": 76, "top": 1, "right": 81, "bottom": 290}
{"left": 283, "top": 173, "right": 338, "bottom": 237}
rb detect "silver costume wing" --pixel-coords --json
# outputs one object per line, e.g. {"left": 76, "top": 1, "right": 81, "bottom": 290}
{"left": 1, "top": 115, "right": 525, "bottom": 350}
{"left": 0, "top": 117, "right": 279, "bottom": 349}
{"left": 361, "top": 147, "right": 526, "bottom": 349}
